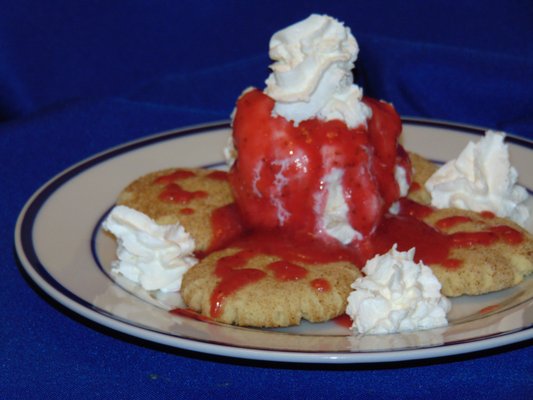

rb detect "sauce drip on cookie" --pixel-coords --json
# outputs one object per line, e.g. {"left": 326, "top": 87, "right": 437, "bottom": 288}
{"left": 154, "top": 169, "right": 208, "bottom": 203}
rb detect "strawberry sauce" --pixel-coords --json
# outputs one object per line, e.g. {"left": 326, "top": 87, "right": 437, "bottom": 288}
{"left": 206, "top": 204, "right": 245, "bottom": 253}
{"left": 210, "top": 250, "right": 266, "bottom": 318}
{"left": 153, "top": 169, "right": 196, "bottom": 184}
{"left": 229, "top": 89, "right": 410, "bottom": 239}
{"left": 310, "top": 278, "right": 331, "bottom": 293}
{"left": 170, "top": 91, "right": 525, "bottom": 320}
{"left": 267, "top": 260, "right": 308, "bottom": 281}
{"left": 436, "top": 216, "right": 473, "bottom": 229}
{"left": 153, "top": 169, "right": 208, "bottom": 204}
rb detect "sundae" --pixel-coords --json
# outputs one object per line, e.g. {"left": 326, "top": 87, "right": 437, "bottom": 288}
{"left": 103, "top": 14, "right": 533, "bottom": 334}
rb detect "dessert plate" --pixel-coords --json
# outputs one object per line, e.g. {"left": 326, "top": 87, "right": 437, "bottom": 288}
{"left": 15, "top": 120, "right": 533, "bottom": 364}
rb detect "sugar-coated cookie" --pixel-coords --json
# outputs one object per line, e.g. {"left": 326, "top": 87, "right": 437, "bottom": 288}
{"left": 419, "top": 207, "right": 533, "bottom": 296}
{"left": 407, "top": 152, "right": 437, "bottom": 205}
{"left": 407, "top": 153, "right": 533, "bottom": 296}
{"left": 117, "top": 168, "right": 242, "bottom": 252}
{"left": 181, "top": 247, "right": 360, "bottom": 327}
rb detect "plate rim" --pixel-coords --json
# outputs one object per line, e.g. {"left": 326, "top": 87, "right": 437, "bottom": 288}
{"left": 14, "top": 118, "right": 533, "bottom": 364}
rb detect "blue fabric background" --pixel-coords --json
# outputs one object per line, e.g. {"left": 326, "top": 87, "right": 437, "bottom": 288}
{"left": 1, "top": 1, "right": 532, "bottom": 398}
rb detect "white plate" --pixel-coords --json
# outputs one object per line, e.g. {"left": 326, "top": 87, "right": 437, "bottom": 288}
{"left": 15, "top": 120, "right": 533, "bottom": 364}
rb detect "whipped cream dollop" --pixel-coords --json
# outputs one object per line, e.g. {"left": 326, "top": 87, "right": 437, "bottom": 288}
{"left": 425, "top": 131, "right": 529, "bottom": 226}
{"left": 102, "top": 205, "right": 197, "bottom": 293}
{"left": 346, "top": 245, "right": 451, "bottom": 335}
{"left": 264, "top": 14, "right": 371, "bottom": 128}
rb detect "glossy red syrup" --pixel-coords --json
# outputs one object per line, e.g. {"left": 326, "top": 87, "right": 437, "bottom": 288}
{"left": 450, "top": 231, "right": 498, "bottom": 248}
{"left": 210, "top": 250, "right": 266, "bottom": 317}
{"left": 207, "top": 170, "right": 229, "bottom": 181}
{"left": 436, "top": 216, "right": 473, "bottom": 229}
{"left": 153, "top": 169, "right": 196, "bottom": 184}
{"left": 201, "top": 204, "right": 524, "bottom": 318}
{"left": 399, "top": 198, "right": 433, "bottom": 219}
{"left": 231, "top": 230, "right": 359, "bottom": 264}
{"left": 153, "top": 169, "right": 208, "bottom": 204}
{"left": 159, "top": 183, "right": 208, "bottom": 203}
{"left": 479, "top": 304, "right": 500, "bottom": 314}
{"left": 369, "top": 214, "right": 452, "bottom": 265}
{"left": 408, "top": 181, "right": 422, "bottom": 193}
{"left": 204, "top": 230, "right": 361, "bottom": 317}
{"left": 229, "top": 88, "right": 410, "bottom": 240}
{"left": 481, "top": 211, "right": 496, "bottom": 219}
{"left": 267, "top": 260, "right": 308, "bottom": 281}
{"left": 448, "top": 226, "right": 523, "bottom": 247}
{"left": 311, "top": 278, "right": 331, "bottom": 292}
{"left": 333, "top": 314, "right": 353, "bottom": 328}
{"left": 489, "top": 225, "right": 523, "bottom": 245}
{"left": 206, "top": 204, "right": 245, "bottom": 254}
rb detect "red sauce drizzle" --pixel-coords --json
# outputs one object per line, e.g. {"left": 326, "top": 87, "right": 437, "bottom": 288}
{"left": 408, "top": 182, "right": 422, "bottom": 193}
{"left": 158, "top": 183, "right": 208, "bottom": 203}
{"left": 207, "top": 170, "right": 229, "bottom": 181}
{"left": 447, "top": 225, "right": 523, "bottom": 248}
{"left": 489, "top": 225, "right": 523, "bottom": 245}
{"left": 153, "top": 169, "right": 208, "bottom": 204}
{"left": 332, "top": 314, "right": 352, "bottom": 328}
{"left": 207, "top": 203, "right": 245, "bottom": 253}
{"left": 179, "top": 208, "right": 195, "bottom": 215}
{"left": 436, "top": 216, "right": 473, "bottom": 230}
{"left": 311, "top": 278, "right": 331, "bottom": 293}
{"left": 369, "top": 214, "right": 451, "bottom": 265}
{"left": 479, "top": 304, "right": 500, "bottom": 314}
{"left": 210, "top": 250, "right": 266, "bottom": 318}
{"left": 205, "top": 230, "right": 357, "bottom": 315}
{"left": 450, "top": 231, "right": 498, "bottom": 248}
{"left": 399, "top": 198, "right": 434, "bottom": 219}
{"left": 481, "top": 211, "right": 496, "bottom": 219}
{"left": 267, "top": 260, "right": 308, "bottom": 281}
{"left": 153, "top": 169, "right": 196, "bottom": 184}
{"left": 231, "top": 230, "right": 360, "bottom": 265}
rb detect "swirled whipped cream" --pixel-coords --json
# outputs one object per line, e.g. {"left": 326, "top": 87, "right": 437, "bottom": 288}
{"left": 264, "top": 14, "right": 371, "bottom": 127}
{"left": 102, "top": 205, "right": 197, "bottom": 293}
{"left": 346, "top": 245, "right": 451, "bottom": 335}
{"left": 425, "top": 131, "right": 529, "bottom": 226}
